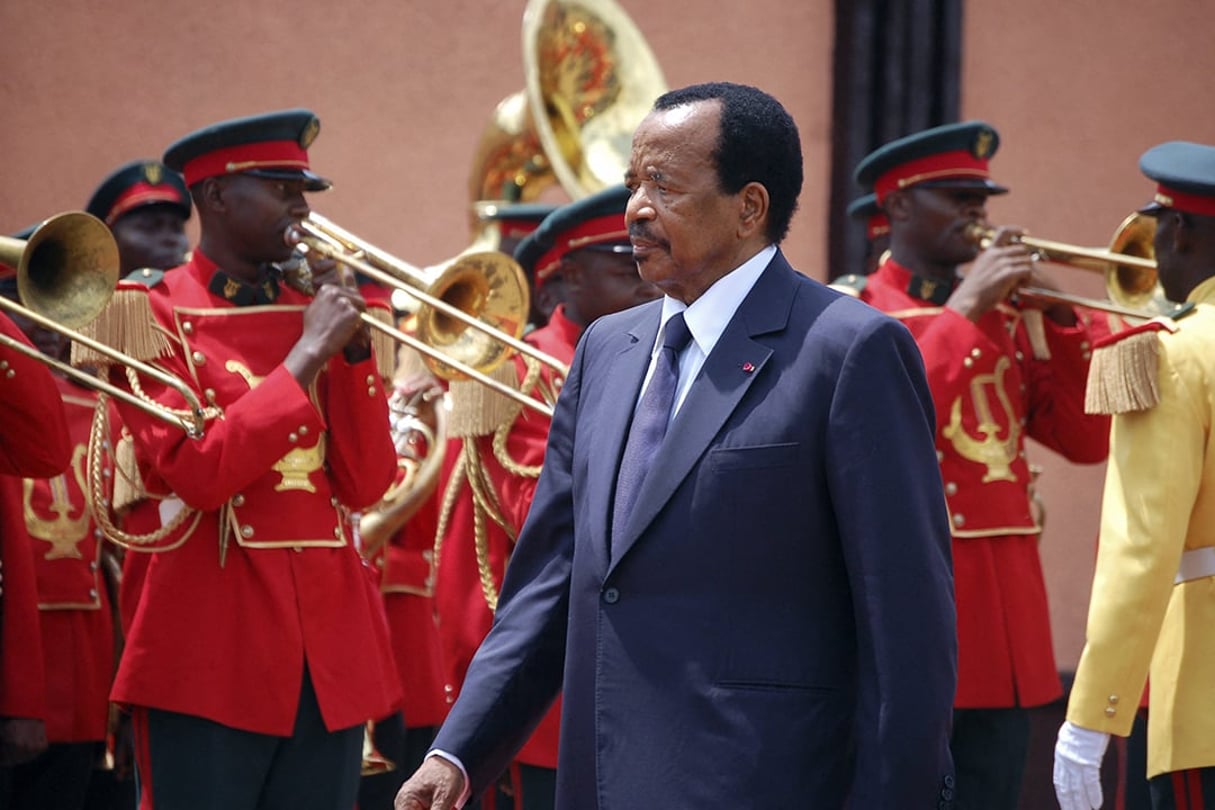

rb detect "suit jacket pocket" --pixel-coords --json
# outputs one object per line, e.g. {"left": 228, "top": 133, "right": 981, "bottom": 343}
{"left": 708, "top": 442, "right": 800, "bottom": 471}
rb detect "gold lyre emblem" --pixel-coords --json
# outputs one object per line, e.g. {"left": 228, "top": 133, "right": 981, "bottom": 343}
{"left": 273, "top": 440, "right": 325, "bottom": 493}
{"left": 942, "top": 355, "right": 1021, "bottom": 483}
{"left": 23, "top": 444, "right": 91, "bottom": 559}
{"left": 223, "top": 277, "right": 242, "bottom": 300}
{"left": 919, "top": 279, "right": 939, "bottom": 301}
{"left": 226, "top": 360, "right": 324, "bottom": 491}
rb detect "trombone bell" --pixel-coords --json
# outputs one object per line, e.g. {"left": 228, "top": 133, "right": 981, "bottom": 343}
{"left": 0, "top": 212, "right": 119, "bottom": 329}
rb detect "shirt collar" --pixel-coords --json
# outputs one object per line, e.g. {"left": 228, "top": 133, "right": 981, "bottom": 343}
{"left": 657, "top": 245, "right": 776, "bottom": 357}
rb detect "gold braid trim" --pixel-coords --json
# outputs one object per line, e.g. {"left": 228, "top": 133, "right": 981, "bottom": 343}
{"left": 87, "top": 394, "right": 201, "bottom": 552}
{"left": 72, "top": 286, "right": 173, "bottom": 366}
{"left": 491, "top": 356, "right": 545, "bottom": 479}
{"left": 432, "top": 451, "right": 467, "bottom": 577}
{"left": 111, "top": 432, "right": 146, "bottom": 513}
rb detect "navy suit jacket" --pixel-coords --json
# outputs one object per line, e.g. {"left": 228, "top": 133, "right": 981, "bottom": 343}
{"left": 434, "top": 252, "right": 957, "bottom": 808}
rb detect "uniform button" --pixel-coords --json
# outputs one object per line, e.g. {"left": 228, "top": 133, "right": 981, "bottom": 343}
{"left": 330, "top": 496, "right": 340, "bottom": 507}
{"left": 94, "top": 528, "right": 103, "bottom": 539}
{"left": 936, "top": 450, "right": 945, "bottom": 463}
{"left": 299, "top": 425, "right": 309, "bottom": 436}
{"left": 1083, "top": 350, "right": 1092, "bottom": 360}
{"left": 333, "top": 526, "right": 342, "bottom": 538}
{"left": 952, "top": 513, "right": 965, "bottom": 528}
{"left": 288, "top": 432, "right": 298, "bottom": 443}
{"left": 0, "top": 361, "right": 9, "bottom": 370}
{"left": 1105, "top": 706, "right": 1117, "bottom": 717}
{"left": 963, "top": 357, "right": 974, "bottom": 368}
{"left": 204, "top": 388, "right": 217, "bottom": 404}
{"left": 603, "top": 587, "right": 620, "bottom": 604}
{"left": 90, "top": 560, "right": 99, "bottom": 571}
{"left": 182, "top": 321, "right": 194, "bottom": 334}
{"left": 1081, "top": 340, "right": 1091, "bottom": 350}
{"left": 191, "top": 351, "right": 206, "bottom": 365}
{"left": 945, "top": 482, "right": 958, "bottom": 496}
{"left": 240, "top": 525, "right": 254, "bottom": 538}
{"left": 89, "top": 588, "right": 98, "bottom": 598}
{"left": 294, "top": 546, "right": 303, "bottom": 553}
{"left": 232, "top": 494, "right": 245, "bottom": 507}
{"left": 365, "top": 375, "right": 376, "bottom": 385}
{"left": 367, "top": 386, "right": 377, "bottom": 397}
{"left": 5, "top": 369, "right": 14, "bottom": 379}
{"left": 970, "top": 348, "right": 981, "bottom": 358}
{"left": 1015, "top": 350, "right": 1024, "bottom": 362}
{"left": 1108, "top": 695, "right": 1119, "bottom": 705}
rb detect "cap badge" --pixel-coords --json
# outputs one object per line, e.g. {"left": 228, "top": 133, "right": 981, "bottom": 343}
{"left": 1155, "top": 192, "right": 1174, "bottom": 207}
{"left": 299, "top": 117, "right": 320, "bottom": 149}
{"left": 973, "top": 130, "right": 995, "bottom": 159}
{"left": 144, "top": 163, "right": 163, "bottom": 184}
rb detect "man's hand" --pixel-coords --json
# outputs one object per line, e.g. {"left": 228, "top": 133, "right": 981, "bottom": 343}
{"left": 284, "top": 282, "right": 369, "bottom": 386}
{"left": 395, "top": 755, "right": 467, "bottom": 810}
{"left": 947, "top": 226, "right": 1035, "bottom": 321}
{"left": 1054, "top": 720, "right": 1110, "bottom": 810}
{"left": 0, "top": 716, "right": 48, "bottom": 766}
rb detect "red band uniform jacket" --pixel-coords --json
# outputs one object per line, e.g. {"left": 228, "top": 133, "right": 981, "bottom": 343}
{"left": 433, "top": 305, "right": 581, "bottom": 769}
{"left": 3, "top": 377, "right": 115, "bottom": 742}
{"left": 860, "top": 258, "right": 1110, "bottom": 707}
{"left": 106, "top": 252, "right": 401, "bottom": 736}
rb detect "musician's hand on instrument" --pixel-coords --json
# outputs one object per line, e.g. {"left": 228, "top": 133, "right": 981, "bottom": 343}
{"left": 285, "top": 284, "right": 369, "bottom": 385}
{"left": 948, "top": 231, "right": 1035, "bottom": 322}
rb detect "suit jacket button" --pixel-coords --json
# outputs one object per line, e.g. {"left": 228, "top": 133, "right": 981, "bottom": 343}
{"left": 944, "top": 775, "right": 955, "bottom": 789}
{"left": 603, "top": 587, "right": 620, "bottom": 604}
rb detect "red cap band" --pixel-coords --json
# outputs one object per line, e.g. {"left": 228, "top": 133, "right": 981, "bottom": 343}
{"left": 867, "top": 213, "right": 890, "bottom": 240}
{"left": 106, "top": 182, "right": 186, "bottom": 224}
{"left": 1154, "top": 184, "right": 1215, "bottom": 217}
{"left": 874, "top": 149, "right": 991, "bottom": 204}
{"left": 181, "top": 139, "right": 310, "bottom": 186}
{"left": 534, "top": 214, "right": 629, "bottom": 287}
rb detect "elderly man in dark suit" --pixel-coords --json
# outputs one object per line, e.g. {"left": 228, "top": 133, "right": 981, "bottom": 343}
{"left": 397, "top": 81, "right": 958, "bottom": 810}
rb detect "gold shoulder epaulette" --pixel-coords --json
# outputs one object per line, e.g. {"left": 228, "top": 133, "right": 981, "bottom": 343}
{"left": 364, "top": 303, "right": 397, "bottom": 382}
{"left": 1084, "top": 315, "right": 1182, "bottom": 414}
{"left": 447, "top": 363, "right": 523, "bottom": 438}
{"left": 71, "top": 279, "right": 173, "bottom": 367}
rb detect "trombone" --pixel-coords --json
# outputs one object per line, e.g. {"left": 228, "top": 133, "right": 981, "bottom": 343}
{"left": 966, "top": 213, "right": 1177, "bottom": 320}
{"left": 285, "top": 213, "right": 568, "bottom": 418}
{"left": 0, "top": 213, "right": 207, "bottom": 437}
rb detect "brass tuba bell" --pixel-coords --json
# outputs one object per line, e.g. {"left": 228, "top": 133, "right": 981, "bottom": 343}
{"left": 522, "top": 0, "right": 669, "bottom": 200}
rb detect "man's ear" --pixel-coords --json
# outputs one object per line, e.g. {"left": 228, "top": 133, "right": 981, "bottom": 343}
{"left": 198, "top": 177, "right": 227, "bottom": 214}
{"left": 884, "top": 190, "right": 910, "bottom": 222}
{"left": 738, "top": 182, "right": 770, "bottom": 239}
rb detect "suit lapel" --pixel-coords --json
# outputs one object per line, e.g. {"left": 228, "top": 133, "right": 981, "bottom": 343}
{"left": 608, "top": 254, "right": 797, "bottom": 573}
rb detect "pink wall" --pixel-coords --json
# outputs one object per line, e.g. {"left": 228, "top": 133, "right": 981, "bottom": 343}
{"left": 0, "top": 0, "right": 831, "bottom": 275}
{"left": 964, "top": 0, "right": 1215, "bottom": 668}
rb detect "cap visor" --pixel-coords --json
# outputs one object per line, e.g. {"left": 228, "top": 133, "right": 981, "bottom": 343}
{"left": 242, "top": 168, "right": 332, "bottom": 192}
{"left": 1137, "top": 199, "right": 1166, "bottom": 216}
{"left": 915, "top": 179, "right": 1009, "bottom": 196}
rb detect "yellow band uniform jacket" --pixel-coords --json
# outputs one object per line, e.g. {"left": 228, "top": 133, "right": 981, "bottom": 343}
{"left": 859, "top": 259, "right": 1109, "bottom": 707}
{"left": 1068, "top": 275, "right": 1215, "bottom": 777}
{"left": 107, "top": 252, "right": 401, "bottom": 736}
{"left": 0, "top": 377, "right": 114, "bottom": 741}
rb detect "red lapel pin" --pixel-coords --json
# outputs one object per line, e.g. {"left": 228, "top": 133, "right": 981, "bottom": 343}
{"left": 741, "top": 362, "right": 756, "bottom": 373}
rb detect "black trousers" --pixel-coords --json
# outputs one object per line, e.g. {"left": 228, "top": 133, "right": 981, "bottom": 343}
{"left": 950, "top": 706, "right": 1031, "bottom": 810}
{"left": 356, "top": 714, "right": 437, "bottom": 810}
{"left": 0, "top": 741, "right": 97, "bottom": 810}
{"left": 136, "top": 669, "right": 362, "bottom": 810}
{"left": 1150, "top": 766, "right": 1215, "bottom": 810}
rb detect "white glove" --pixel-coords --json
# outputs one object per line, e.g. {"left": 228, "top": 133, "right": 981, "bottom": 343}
{"left": 1054, "top": 720, "right": 1110, "bottom": 810}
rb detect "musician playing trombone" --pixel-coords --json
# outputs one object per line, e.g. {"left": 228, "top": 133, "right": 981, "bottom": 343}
{"left": 848, "top": 121, "right": 1111, "bottom": 810}
{"left": 97, "top": 109, "right": 402, "bottom": 810}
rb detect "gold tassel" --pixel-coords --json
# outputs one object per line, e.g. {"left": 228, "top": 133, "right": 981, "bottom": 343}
{"left": 111, "top": 433, "right": 147, "bottom": 514}
{"left": 365, "top": 306, "right": 397, "bottom": 382}
{"left": 447, "top": 364, "right": 522, "bottom": 438}
{"left": 1084, "top": 322, "right": 1174, "bottom": 414}
{"left": 72, "top": 285, "right": 171, "bottom": 367}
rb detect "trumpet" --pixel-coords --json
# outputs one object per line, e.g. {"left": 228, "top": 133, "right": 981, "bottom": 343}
{"left": 285, "top": 213, "right": 568, "bottom": 418}
{"left": 966, "top": 213, "right": 1176, "bottom": 320}
{"left": 0, "top": 213, "right": 207, "bottom": 437}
